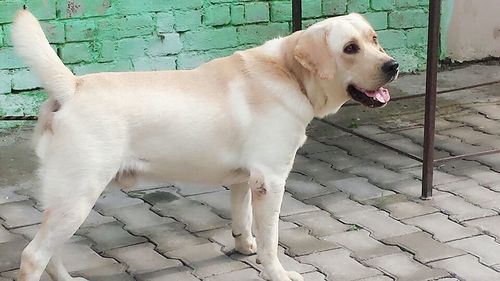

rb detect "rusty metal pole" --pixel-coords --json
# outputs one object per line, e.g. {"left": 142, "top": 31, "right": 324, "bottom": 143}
{"left": 292, "top": 0, "right": 302, "bottom": 32}
{"left": 421, "top": 0, "right": 441, "bottom": 199}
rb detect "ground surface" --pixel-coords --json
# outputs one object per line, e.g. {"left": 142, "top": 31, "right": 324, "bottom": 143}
{"left": 2, "top": 63, "right": 500, "bottom": 280}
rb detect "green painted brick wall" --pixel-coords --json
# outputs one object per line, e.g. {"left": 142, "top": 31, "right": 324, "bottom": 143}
{"left": 0, "top": 0, "right": 433, "bottom": 121}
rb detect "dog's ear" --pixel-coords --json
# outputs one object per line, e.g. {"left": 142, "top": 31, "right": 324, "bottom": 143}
{"left": 293, "top": 25, "right": 336, "bottom": 80}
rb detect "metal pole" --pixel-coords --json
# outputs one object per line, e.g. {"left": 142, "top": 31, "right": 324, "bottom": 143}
{"left": 292, "top": 0, "right": 302, "bottom": 32}
{"left": 421, "top": 0, "right": 441, "bottom": 199}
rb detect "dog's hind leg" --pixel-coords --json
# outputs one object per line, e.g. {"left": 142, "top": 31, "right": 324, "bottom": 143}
{"left": 18, "top": 140, "right": 120, "bottom": 281}
{"left": 230, "top": 182, "right": 257, "bottom": 255}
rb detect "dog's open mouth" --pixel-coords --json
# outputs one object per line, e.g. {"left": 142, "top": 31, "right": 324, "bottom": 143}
{"left": 347, "top": 85, "right": 391, "bottom": 108}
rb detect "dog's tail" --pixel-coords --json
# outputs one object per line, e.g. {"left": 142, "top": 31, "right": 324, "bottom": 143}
{"left": 12, "top": 10, "right": 75, "bottom": 102}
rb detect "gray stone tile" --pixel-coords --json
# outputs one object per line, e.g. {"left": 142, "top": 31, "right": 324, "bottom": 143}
{"left": 78, "top": 221, "right": 147, "bottom": 252}
{"left": 280, "top": 192, "right": 319, "bottom": 217}
{"left": 0, "top": 186, "right": 28, "bottom": 205}
{"left": 204, "top": 268, "right": 263, "bottom": 281}
{"left": 305, "top": 192, "right": 377, "bottom": 216}
{"left": 298, "top": 248, "right": 383, "bottom": 281}
{"left": 1, "top": 270, "right": 53, "bottom": 281}
{"left": 338, "top": 209, "right": 420, "bottom": 240}
{"left": 233, "top": 246, "right": 315, "bottom": 274}
{"left": 308, "top": 150, "right": 366, "bottom": 170}
{"left": 106, "top": 242, "right": 181, "bottom": 274}
{"left": 131, "top": 222, "right": 209, "bottom": 253}
{"left": 59, "top": 239, "right": 118, "bottom": 273}
{"left": 0, "top": 237, "right": 28, "bottom": 272}
{"left": 279, "top": 227, "right": 339, "bottom": 257}
{"left": 76, "top": 263, "right": 134, "bottom": 281}
{"left": 402, "top": 168, "right": 466, "bottom": 186}
{"left": 384, "top": 179, "right": 423, "bottom": 198}
{"left": 302, "top": 272, "right": 326, "bottom": 281}
{"left": 285, "top": 172, "right": 338, "bottom": 200}
{"left": 166, "top": 243, "right": 247, "bottom": 278}
{"left": 333, "top": 177, "right": 395, "bottom": 201}
{"left": 382, "top": 232, "right": 465, "bottom": 263}
{"left": 189, "top": 190, "right": 231, "bottom": 219}
{"left": 345, "top": 165, "right": 413, "bottom": 186}
{"left": 365, "top": 252, "right": 449, "bottom": 281}
{"left": 0, "top": 200, "right": 42, "bottom": 229}
{"left": 282, "top": 210, "right": 350, "bottom": 237}
{"left": 174, "top": 182, "right": 225, "bottom": 196}
{"left": 298, "top": 138, "right": 343, "bottom": 155}
{"left": 136, "top": 266, "right": 200, "bottom": 281}
{"left": 324, "top": 229, "right": 400, "bottom": 260}
{"left": 430, "top": 255, "right": 500, "bottom": 280}
{"left": 292, "top": 155, "right": 353, "bottom": 186}
{"left": 103, "top": 203, "right": 175, "bottom": 230}
{"left": 424, "top": 193, "right": 496, "bottom": 222}
{"left": 373, "top": 195, "right": 438, "bottom": 220}
{"left": 465, "top": 215, "right": 500, "bottom": 240}
{"left": 81, "top": 209, "right": 116, "bottom": 229}
{"left": 447, "top": 235, "right": 500, "bottom": 266}
{"left": 403, "top": 213, "right": 480, "bottom": 242}
{"left": 0, "top": 225, "right": 19, "bottom": 243}
{"left": 95, "top": 188, "right": 143, "bottom": 212}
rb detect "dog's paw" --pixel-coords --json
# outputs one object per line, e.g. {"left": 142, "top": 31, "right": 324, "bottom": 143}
{"left": 235, "top": 235, "right": 257, "bottom": 255}
{"left": 286, "top": 271, "right": 303, "bottom": 281}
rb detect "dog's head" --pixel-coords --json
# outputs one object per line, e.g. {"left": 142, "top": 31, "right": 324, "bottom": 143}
{"left": 294, "top": 13, "right": 398, "bottom": 110}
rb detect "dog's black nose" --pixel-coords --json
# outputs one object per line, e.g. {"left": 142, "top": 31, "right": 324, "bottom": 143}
{"left": 382, "top": 59, "right": 399, "bottom": 76}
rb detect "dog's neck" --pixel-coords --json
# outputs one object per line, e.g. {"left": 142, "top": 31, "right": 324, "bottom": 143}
{"left": 280, "top": 32, "right": 350, "bottom": 118}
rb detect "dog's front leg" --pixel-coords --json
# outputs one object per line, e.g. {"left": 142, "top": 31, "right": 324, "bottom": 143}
{"left": 251, "top": 175, "right": 303, "bottom": 281}
{"left": 230, "top": 182, "right": 257, "bottom": 255}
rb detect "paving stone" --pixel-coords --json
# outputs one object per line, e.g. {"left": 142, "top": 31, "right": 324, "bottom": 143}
{"left": 382, "top": 232, "right": 465, "bottom": 263}
{"left": 0, "top": 200, "right": 42, "bottom": 229}
{"left": 280, "top": 192, "right": 320, "bottom": 217}
{"left": 362, "top": 151, "right": 421, "bottom": 170}
{"left": 308, "top": 150, "right": 367, "bottom": 170}
{"left": 204, "top": 268, "right": 263, "bottom": 281}
{"left": 285, "top": 172, "right": 338, "bottom": 200}
{"left": 76, "top": 263, "right": 134, "bottom": 281}
{"left": 333, "top": 177, "right": 395, "bottom": 201}
{"left": 94, "top": 188, "right": 143, "bottom": 212}
{"left": 0, "top": 225, "right": 19, "bottom": 243}
{"left": 305, "top": 192, "right": 376, "bottom": 216}
{"left": 440, "top": 164, "right": 500, "bottom": 185}
{"left": 345, "top": 165, "right": 413, "bottom": 186}
{"left": 384, "top": 179, "right": 424, "bottom": 198}
{"left": 103, "top": 203, "right": 175, "bottom": 230}
{"left": 188, "top": 190, "right": 231, "bottom": 219}
{"left": 279, "top": 227, "right": 339, "bottom": 257}
{"left": 0, "top": 186, "right": 28, "bottom": 204}
{"left": 403, "top": 168, "right": 466, "bottom": 186}
{"left": 166, "top": 243, "right": 248, "bottom": 278}
{"left": 147, "top": 190, "right": 229, "bottom": 232}
{"left": 301, "top": 271, "right": 327, "bottom": 281}
{"left": 465, "top": 104, "right": 500, "bottom": 120}
{"left": 131, "top": 222, "right": 209, "bottom": 253}
{"left": 0, "top": 237, "right": 28, "bottom": 272}
{"left": 447, "top": 235, "right": 500, "bottom": 266}
{"left": 1, "top": 270, "right": 53, "bottom": 281}
{"left": 356, "top": 276, "right": 393, "bottom": 281}
{"left": 377, "top": 196, "right": 438, "bottom": 220}
{"left": 58, "top": 239, "right": 118, "bottom": 273}
{"left": 174, "top": 182, "right": 225, "bottom": 196}
{"left": 234, "top": 246, "right": 315, "bottom": 274}
{"left": 429, "top": 254, "right": 500, "bottom": 280}
{"left": 465, "top": 215, "right": 500, "bottom": 240}
{"left": 338, "top": 209, "right": 419, "bottom": 240}
{"left": 136, "top": 266, "right": 200, "bottom": 281}
{"left": 298, "top": 248, "right": 383, "bottom": 281}
{"left": 484, "top": 180, "right": 500, "bottom": 192}
{"left": 440, "top": 127, "right": 500, "bottom": 149}
{"left": 324, "top": 229, "right": 400, "bottom": 260}
{"left": 383, "top": 138, "right": 450, "bottom": 159}
{"left": 106, "top": 243, "right": 181, "bottom": 274}
{"left": 81, "top": 209, "right": 116, "bottom": 228}
{"left": 403, "top": 213, "right": 480, "bottom": 242}
{"left": 365, "top": 252, "right": 449, "bottom": 281}
{"left": 292, "top": 155, "right": 353, "bottom": 186}
{"left": 446, "top": 186, "right": 500, "bottom": 212}
{"left": 298, "top": 138, "right": 343, "bottom": 155}
{"left": 282, "top": 210, "right": 350, "bottom": 237}
{"left": 424, "top": 193, "right": 496, "bottom": 222}
{"left": 78, "top": 221, "right": 147, "bottom": 252}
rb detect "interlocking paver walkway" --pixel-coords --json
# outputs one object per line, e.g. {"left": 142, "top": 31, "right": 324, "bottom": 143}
{"left": 2, "top": 63, "right": 500, "bottom": 280}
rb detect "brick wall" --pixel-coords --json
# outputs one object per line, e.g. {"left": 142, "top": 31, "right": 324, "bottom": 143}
{"left": 0, "top": 0, "right": 431, "bottom": 118}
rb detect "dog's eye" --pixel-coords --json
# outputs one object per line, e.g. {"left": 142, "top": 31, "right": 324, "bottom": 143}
{"left": 344, "top": 43, "right": 359, "bottom": 54}
{"left": 373, "top": 35, "right": 378, "bottom": 43}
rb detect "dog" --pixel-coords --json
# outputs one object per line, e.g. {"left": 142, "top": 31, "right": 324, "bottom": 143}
{"left": 12, "top": 10, "right": 398, "bottom": 281}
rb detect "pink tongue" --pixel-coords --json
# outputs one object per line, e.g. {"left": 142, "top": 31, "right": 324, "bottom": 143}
{"left": 364, "top": 87, "right": 390, "bottom": 103}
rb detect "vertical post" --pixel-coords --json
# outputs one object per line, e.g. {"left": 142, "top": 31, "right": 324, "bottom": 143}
{"left": 421, "top": 0, "right": 441, "bottom": 199}
{"left": 292, "top": 0, "right": 302, "bottom": 32}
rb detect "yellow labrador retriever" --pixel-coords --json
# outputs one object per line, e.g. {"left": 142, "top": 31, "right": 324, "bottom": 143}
{"left": 12, "top": 10, "right": 398, "bottom": 281}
